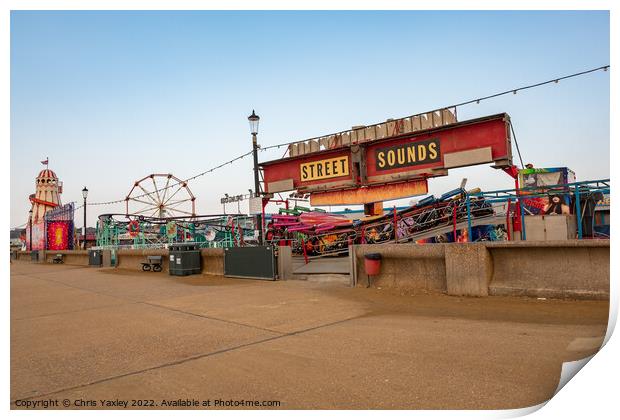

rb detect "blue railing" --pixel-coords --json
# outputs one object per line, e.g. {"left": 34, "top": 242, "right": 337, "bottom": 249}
{"left": 465, "top": 179, "right": 610, "bottom": 240}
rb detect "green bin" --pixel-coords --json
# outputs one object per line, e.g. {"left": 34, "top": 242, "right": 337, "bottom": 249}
{"left": 169, "top": 244, "right": 201, "bottom": 276}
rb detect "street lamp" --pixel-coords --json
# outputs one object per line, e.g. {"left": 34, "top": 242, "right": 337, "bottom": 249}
{"left": 248, "top": 110, "right": 263, "bottom": 244}
{"left": 28, "top": 209, "right": 33, "bottom": 251}
{"left": 82, "top": 186, "right": 88, "bottom": 249}
{"left": 248, "top": 109, "right": 260, "bottom": 135}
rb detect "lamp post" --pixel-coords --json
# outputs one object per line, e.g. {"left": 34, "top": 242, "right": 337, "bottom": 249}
{"left": 82, "top": 186, "right": 88, "bottom": 249}
{"left": 248, "top": 110, "right": 263, "bottom": 245}
{"left": 28, "top": 209, "right": 33, "bottom": 251}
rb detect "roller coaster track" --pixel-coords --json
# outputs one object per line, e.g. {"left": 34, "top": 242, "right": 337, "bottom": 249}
{"left": 395, "top": 215, "right": 505, "bottom": 243}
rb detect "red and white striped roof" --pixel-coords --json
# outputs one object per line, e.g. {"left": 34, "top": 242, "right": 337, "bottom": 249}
{"left": 37, "top": 169, "right": 58, "bottom": 179}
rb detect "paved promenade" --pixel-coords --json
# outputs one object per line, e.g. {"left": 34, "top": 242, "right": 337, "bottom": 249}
{"left": 11, "top": 261, "right": 608, "bottom": 409}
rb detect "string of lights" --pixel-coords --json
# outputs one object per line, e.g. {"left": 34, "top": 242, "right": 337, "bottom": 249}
{"left": 13, "top": 64, "right": 609, "bottom": 229}
{"left": 257, "top": 65, "right": 610, "bottom": 153}
{"left": 81, "top": 149, "right": 254, "bottom": 207}
{"left": 12, "top": 151, "right": 255, "bottom": 229}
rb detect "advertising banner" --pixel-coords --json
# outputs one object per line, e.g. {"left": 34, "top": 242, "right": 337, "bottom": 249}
{"left": 518, "top": 167, "right": 575, "bottom": 215}
{"left": 46, "top": 221, "right": 74, "bottom": 250}
{"left": 26, "top": 220, "right": 46, "bottom": 251}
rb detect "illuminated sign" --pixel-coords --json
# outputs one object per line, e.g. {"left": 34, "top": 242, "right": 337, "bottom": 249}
{"left": 300, "top": 156, "right": 349, "bottom": 182}
{"left": 375, "top": 138, "right": 440, "bottom": 171}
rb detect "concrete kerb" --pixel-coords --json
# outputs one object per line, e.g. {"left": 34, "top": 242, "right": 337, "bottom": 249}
{"left": 351, "top": 240, "right": 609, "bottom": 300}
{"left": 106, "top": 248, "right": 224, "bottom": 274}
{"left": 12, "top": 240, "right": 609, "bottom": 300}
{"left": 47, "top": 250, "right": 90, "bottom": 266}
{"left": 354, "top": 244, "right": 446, "bottom": 291}
{"left": 116, "top": 249, "right": 170, "bottom": 272}
{"left": 444, "top": 243, "right": 492, "bottom": 297}
{"left": 201, "top": 248, "right": 224, "bottom": 276}
{"left": 13, "top": 247, "right": 226, "bottom": 276}
{"left": 487, "top": 240, "right": 609, "bottom": 300}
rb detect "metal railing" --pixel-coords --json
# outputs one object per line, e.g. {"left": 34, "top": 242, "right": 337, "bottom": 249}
{"left": 465, "top": 179, "right": 610, "bottom": 240}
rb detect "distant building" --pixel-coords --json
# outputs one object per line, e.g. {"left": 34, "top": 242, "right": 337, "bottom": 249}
{"left": 10, "top": 228, "right": 26, "bottom": 251}
{"left": 74, "top": 227, "right": 97, "bottom": 249}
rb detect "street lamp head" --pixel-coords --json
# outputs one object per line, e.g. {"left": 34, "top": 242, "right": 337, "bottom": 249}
{"left": 248, "top": 109, "right": 260, "bottom": 135}
{"left": 82, "top": 186, "right": 89, "bottom": 199}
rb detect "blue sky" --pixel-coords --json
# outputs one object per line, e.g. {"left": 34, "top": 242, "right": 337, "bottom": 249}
{"left": 10, "top": 10, "right": 610, "bottom": 227}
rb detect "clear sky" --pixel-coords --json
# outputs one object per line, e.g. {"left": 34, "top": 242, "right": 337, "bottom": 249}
{"left": 10, "top": 10, "right": 610, "bottom": 227}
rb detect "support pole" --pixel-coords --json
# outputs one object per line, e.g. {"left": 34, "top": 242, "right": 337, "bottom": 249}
{"left": 302, "top": 239, "right": 309, "bottom": 265}
{"left": 393, "top": 206, "right": 398, "bottom": 242}
{"left": 452, "top": 205, "right": 457, "bottom": 241}
{"left": 252, "top": 133, "right": 263, "bottom": 245}
{"left": 574, "top": 186, "right": 583, "bottom": 239}
{"left": 83, "top": 198, "right": 87, "bottom": 250}
{"left": 466, "top": 194, "right": 473, "bottom": 240}
{"left": 519, "top": 198, "right": 526, "bottom": 241}
{"left": 506, "top": 198, "right": 512, "bottom": 241}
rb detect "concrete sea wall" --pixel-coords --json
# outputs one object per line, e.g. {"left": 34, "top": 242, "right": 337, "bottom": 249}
{"left": 14, "top": 240, "right": 609, "bottom": 300}
{"left": 352, "top": 240, "right": 609, "bottom": 300}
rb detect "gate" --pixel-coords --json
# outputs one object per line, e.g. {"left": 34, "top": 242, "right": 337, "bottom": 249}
{"left": 224, "top": 246, "right": 276, "bottom": 280}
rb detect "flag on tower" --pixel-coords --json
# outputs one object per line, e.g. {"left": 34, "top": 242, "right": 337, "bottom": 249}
{"left": 41, "top": 158, "right": 48, "bottom": 166}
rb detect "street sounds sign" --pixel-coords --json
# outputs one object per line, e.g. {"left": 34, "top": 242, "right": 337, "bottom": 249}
{"left": 260, "top": 113, "right": 513, "bottom": 205}
{"left": 375, "top": 138, "right": 440, "bottom": 171}
{"left": 300, "top": 156, "right": 349, "bottom": 182}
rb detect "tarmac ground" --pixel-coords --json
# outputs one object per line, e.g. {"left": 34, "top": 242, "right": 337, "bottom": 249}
{"left": 10, "top": 261, "right": 609, "bottom": 409}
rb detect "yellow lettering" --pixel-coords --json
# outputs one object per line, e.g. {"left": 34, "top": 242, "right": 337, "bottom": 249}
{"left": 428, "top": 142, "right": 437, "bottom": 159}
{"left": 387, "top": 150, "right": 395, "bottom": 166}
{"left": 300, "top": 156, "right": 350, "bottom": 182}
{"left": 378, "top": 152, "right": 385, "bottom": 168}
{"left": 417, "top": 144, "right": 426, "bottom": 161}
{"left": 397, "top": 149, "right": 405, "bottom": 165}
{"left": 407, "top": 145, "right": 416, "bottom": 162}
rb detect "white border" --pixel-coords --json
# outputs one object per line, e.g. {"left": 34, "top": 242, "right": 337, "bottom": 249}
{"left": 3, "top": 2, "right": 616, "bottom": 419}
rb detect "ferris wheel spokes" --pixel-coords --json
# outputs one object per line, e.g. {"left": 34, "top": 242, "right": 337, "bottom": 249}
{"left": 125, "top": 173, "right": 196, "bottom": 219}
{"left": 160, "top": 175, "right": 172, "bottom": 204}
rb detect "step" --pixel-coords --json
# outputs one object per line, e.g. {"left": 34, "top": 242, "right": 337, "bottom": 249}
{"left": 292, "top": 274, "right": 351, "bottom": 286}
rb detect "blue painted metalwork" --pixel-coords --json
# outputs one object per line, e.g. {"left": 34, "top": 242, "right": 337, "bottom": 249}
{"left": 466, "top": 194, "right": 473, "bottom": 239}
{"left": 574, "top": 185, "right": 582, "bottom": 239}
{"left": 467, "top": 179, "right": 609, "bottom": 240}
{"left": 519, "top": 198, "right": 526, "bottom": 240}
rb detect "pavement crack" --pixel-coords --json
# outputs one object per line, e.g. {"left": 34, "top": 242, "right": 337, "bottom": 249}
{"left": 12, "top": 314, "right": 363, "bottom": 403}
{"left": 16, "top": 274, "right": 136, "bottom": 303}
{"left": 12, "top": 302, "right": 135, "bottom": 322}
{"left": 139, "top": 302, "right": 284, "bottom": 335}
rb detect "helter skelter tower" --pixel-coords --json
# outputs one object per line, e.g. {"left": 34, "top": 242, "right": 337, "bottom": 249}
{"left": 27, "top": 161, "right": 63, "bottom": 249}
{"left": 29, "top": 168, "right": 62, "bottom": 222}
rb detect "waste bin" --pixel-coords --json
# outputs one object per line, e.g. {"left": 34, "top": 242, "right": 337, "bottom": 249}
{"left": 30, "top": 250, "right": 39, "bottom": 262}
{"left": 364, "top": 253, "right": 382, "bottom": 275}
{"left": 169, "top": 244, "right": 201, "bottom": 276}
{"left": 364, "top": 253, "right": 382, "bottom": 288}
{"left": 89, "top": 250, "right": 103, "bottom": 266}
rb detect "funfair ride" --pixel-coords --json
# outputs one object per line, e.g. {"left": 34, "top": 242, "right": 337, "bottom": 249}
{"left": 125, "top": 173, "right": 196, "bottom": 218}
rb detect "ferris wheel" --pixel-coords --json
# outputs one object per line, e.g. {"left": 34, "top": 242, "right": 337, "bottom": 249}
{"left": 125, "top": 173, "right": 196, "bottom": 218}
